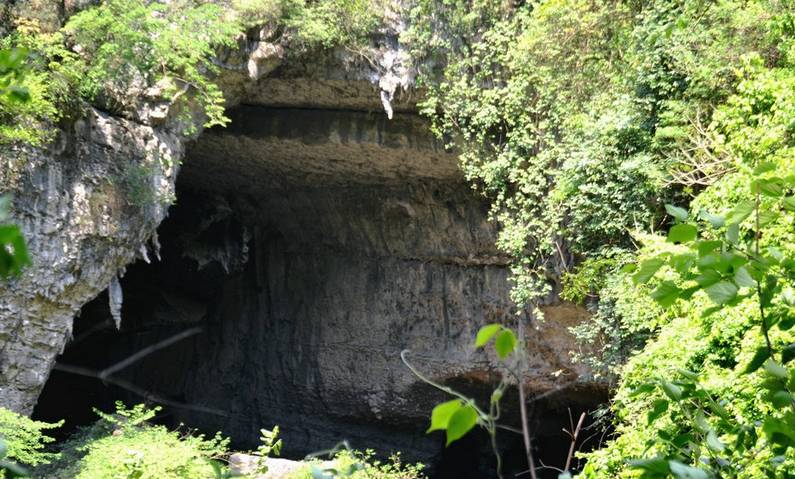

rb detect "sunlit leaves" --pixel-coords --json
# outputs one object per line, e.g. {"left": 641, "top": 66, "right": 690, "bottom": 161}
{"left": 474, "top": 324, "right": 501, "bottom": 347}
{"left": 428, "top": 400, "right": 464, "bottom": 433}
{"left": 445, "top": 405, "right": 478, "bottom": 446}
{"left": 724, "top": 201, "right": 754, "bottom": 225}
{"left": 665, "top": 204, "right": 689, "bottom": 222}
{"left": 474, "top": 324, "right": 517, "bottom": 360}
{"left": 494, "top": 330, "right": 517, "bottom": 359}
{"left": 703, "top": 281, "right": 737, "bottom": 305}
{"left": 667, "top": 224, "right": 697, "bottom": 244}
{"left": 426, "top": 399, "right": 479, "bottom": 446}
{"left": 633, "top": 258, "right": 665, "bottom": 285}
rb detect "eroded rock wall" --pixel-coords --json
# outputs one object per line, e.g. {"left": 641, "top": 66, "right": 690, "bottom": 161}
{"left": 0, "top": 110, "right": 180, "bottom": 413}
{"left": 39, "top": 107, "right": 600, "bottom": 473}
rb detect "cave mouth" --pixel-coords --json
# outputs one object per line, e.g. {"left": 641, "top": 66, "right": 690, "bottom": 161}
{"left": 33, "top": 106, "right": 608, "bottom": 477}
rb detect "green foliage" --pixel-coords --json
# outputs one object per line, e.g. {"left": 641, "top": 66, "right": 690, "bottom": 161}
{"left": 0, "top": 408, "right": 60, "bottom": 469}
{"left": 285, "top": 0, "right": 383, "bottom": 50}
{"left": 36, "top": 402, "right": 231, "bottom": 479}
{"left": 0, "top": 48, "right": 30, "bottom": 102}
{"left": 64, "top": 0, "right": 240, "bottom": 133}
{"left": 253, "top": 426, "right": 282, "bottom": 474}
{"left": 288, "top": 450, "right": 425, "bottom": 479}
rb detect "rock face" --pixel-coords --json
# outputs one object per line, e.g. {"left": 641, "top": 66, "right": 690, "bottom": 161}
{"left": 0, "top": 110, "right": 181, "bottom": 414}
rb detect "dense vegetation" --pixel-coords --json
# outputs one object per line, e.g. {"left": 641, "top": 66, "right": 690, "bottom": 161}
{"left": 403, "top": 0, "right": 795, "bottom": 477}
{"left": 4, "top": 0, "right": 795, "bottom": 477}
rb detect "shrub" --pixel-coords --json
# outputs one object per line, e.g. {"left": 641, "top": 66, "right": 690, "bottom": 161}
{"left": 35, "top": 402, "right": 230, "bottom": 479}
{"left": 0, "top": 408, "right": 60, "bottom": 468}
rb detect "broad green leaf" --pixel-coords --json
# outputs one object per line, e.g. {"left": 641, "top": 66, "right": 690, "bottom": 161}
{"left": 764, "top": 359, "right": 788, "bottom": 379}
{"left": 772, "top": 391, "right": 793, "bottom": 408}
{"left": 706, "top": 430, "right": 726, "bottom": 452}
{"left": 753, "top": 161, "right": 777, "bottom": 175}
{"left": 671, "top": 253, "right": 695, "bottom": 274}
{"left": 694, "top": 411, "right": 710, "bottom": 432}
{"left": 676, "top": 369, "right": 699, "bottom": 380}
{"left": 754, "top": 177, "right": 785, "bottom": 197}
{"left": 782, "top": 344, "right": 795, "bottom": 364}
{"left": 725, "top": 201, "right": 754, "bottom": 225}
{"left": 667, "top": 224, "right": 697, "bottom": 244}
{"left": 651, "top": 281, "right": 681, "bottom": 308}
{"left": 759, "top": 208, "right": 780, "bottom": 226}
{"left": 633, "top": 258, "right": 665, "bottom": 284}
{"left": 620, "top": 263, "right": 637, "bottom": 273}
{"left": 494, "top": 329, "right": 517, "bottom": 359}
{"left": 726, "top": 223, "right": 740, "bottom": 244}
{"left": 647, "top": 398, "right": 668, "bottom": 424}
{"left": 475, "top": 324, "right": 501, "bottom": 347}
{"left": 782, "top": 196, "right": 795, "bottom": 212}
{"left": 745, "top": 347, "right": 771, "bottom": 373}
{"left": 698, "top": 210, "right": 725, "bottom": 228}
{"left": 734, "top": 266, "right": 755, "bottom": 288}
{"left": 695, "top": 268, "right": 722, "bottom": 288}
{"left": 697, "top": 240, "right": 722, "bottom": 257}
{"left": 661, "top": 380, "right": 683, "bottom": 401}
{"left": 427, "top": 399, "right": 462, "bottom": 433}
{"left": 665, "top": 204, "right": 689, "bottom": 221}
{"left": 628, "top": 457, "right": 670, "bottom": 474}
{"left": 704, "top": 281, "right": 737, "bottom": 305}
{"left": 446, "top": 404, "right": 478, "bottom": 445}
{"left": 669, "top": 461, "right": 709, "bottom": 479}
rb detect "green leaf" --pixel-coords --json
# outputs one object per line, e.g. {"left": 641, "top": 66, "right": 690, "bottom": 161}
{"left": 695, "top": 268, "right": 722, "bottom": 288}
{"left": 725, "top": 201, "right": 754, "bottom": 225}
{"left": 745, "top": 347, "right": 771, "bottom": 373}
{"left": 667, "top": 224, "right": 697, "bottom": 244}
{"left": 676, "top": 369, "right": 699, "bottom": 380}
{"left": 661, "top": 380, "right": 683, "bottom": 401}
{"left": 427, "top": 399, "right": 462, "bottom": 433}
{"left": 628, "top": 457, "right": 670, "bottom": 474}
{"left": 706, "top": 430, "right": 726, "bottom": 452}
{"left": 753, "top": 177, "right": 785, "bottom": 197}
{"left": 494, "top": 329, "right": 517, "bottom": 360}
{"left": 620, "top": 263, "right": 637, "bottom": 273}
{"left": 782, "top": 344, "right": 795, "bottom": 364}
{"left": 704, "top": 281, "right": 737, "bottom": 305}
{"left": 669, "top": 461, "right": 709, "bottom": 479}
{"left": 764, "top": 359, "right": 788, "bottom": 379}
{"left": 633, "top": 258, "right": 665, "bottom": 284}
{"left": 475, "top": 324, "right": 502, "bottom": 348}
{"left": 445, "top": 404, "right": 478, "bottom": 446}
{"left": 782, "top": 196, "right": 795, "bottom": 212}
{"left": 698, "top": 210, "right": 725, "bottom": 228}
{"left": 726, "top": 223, "right": 740, "bottom": 244}
{"left": 697, "top": 240, "right": 722, "bottom": 257}
{"left": 753, "top": 161, "right": 777, "bottom": 175}
{"left": 771, "top": 391, "right": 793, "bottom": 408}
{"left": 665, "top": 204, "right": 689, "bottom": 222}
{"left": 651, "top": 281, "right": 681, "bottom": 308}
{"left": 733, "top": 266, "right": 756, "bottom": 288}
{"left": 647, "top": 399, "right": 668, "bottom": 424}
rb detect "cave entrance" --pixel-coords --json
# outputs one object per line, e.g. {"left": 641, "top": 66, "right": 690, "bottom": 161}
{"left": 34, "top": 106, "right": 608, "bottom": 477}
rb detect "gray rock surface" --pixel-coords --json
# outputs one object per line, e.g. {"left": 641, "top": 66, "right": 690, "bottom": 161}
{"left": 0, "top": 110, "right": 181, "bottom": 413}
